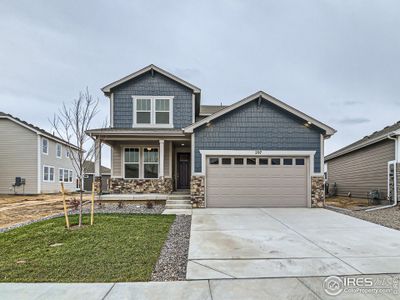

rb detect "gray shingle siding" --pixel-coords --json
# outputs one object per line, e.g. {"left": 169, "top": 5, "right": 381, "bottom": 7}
{"left": 194, "top": 99, "right": 322, "bottom": 173}
{"left": 112, "top": 71, "right": 193, "bottom": 128}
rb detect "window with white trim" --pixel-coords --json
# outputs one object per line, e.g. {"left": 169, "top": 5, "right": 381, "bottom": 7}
{"left": 155, "top": 99, "right": 170, "bottom": 124}
{"left": 136, "top": 99, "right": 151, "bottom": 124}
{"left": 143, "top": 148, "right": 159, "bottom": 178}
{"left": 124, "top": 148, "right": 140, "bottom": 178}
{"left": 133, "top": 96, "right": 173, "bottom": 127}
{"left": 42, "top": 138, "right": 49, "bottom": 155}
{"left": 43, "top": 165, "right": 54, "bottom": 182}
{"left": 56, "top": 143, "right": 62, "bottom": 158}
{"left": 59, "top": 168, "right": 73, "bottom": 182}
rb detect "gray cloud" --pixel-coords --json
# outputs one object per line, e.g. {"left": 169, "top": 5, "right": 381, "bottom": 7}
{"left": 336, "top": 117, "right": 371, "bottom": 125}
{"left": 1, "top": 0, "right": 400, "bottom": 165}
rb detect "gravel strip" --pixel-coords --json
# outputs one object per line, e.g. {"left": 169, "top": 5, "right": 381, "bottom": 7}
{"left": 151, "top": 215, "right": 192, "bottom": 281}
{"left": 0, "top": 203, "right": 164, "bottom": 233}
{"left": 327, "top": 206, "right": 400, "bottom": 231}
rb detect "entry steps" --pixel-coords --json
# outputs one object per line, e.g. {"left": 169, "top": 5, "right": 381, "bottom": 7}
{"left": 165, "top": 192, "right": 192, "bottom": 209}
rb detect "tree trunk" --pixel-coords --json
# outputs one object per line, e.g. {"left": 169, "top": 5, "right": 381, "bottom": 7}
{"left": 79, "top": 177, "right": 83, "bottom": 227}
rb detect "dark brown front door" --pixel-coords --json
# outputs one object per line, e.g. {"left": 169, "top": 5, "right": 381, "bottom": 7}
{"left": 177, "top": 153, "right": 190, "bottom": 189}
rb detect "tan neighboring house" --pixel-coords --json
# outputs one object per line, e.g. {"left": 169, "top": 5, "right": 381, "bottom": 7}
{"left": 0, "top": 112, "right": 80, "bottom": 194}
{"left": 325, "top": 122, "right": 400, "bottom": 203}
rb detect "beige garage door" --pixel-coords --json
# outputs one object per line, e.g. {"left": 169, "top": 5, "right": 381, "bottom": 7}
{"left": 206, "top": 156, "right": 308, "bottom": 207}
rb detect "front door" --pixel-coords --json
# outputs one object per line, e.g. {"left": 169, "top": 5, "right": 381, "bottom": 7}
{"left": 177, "top": 153, "right": 190, "bottom": 189}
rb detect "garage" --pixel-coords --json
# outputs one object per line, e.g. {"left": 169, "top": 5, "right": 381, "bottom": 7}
{"left": 206, "top": 156, "right": 308, "bottom": 207}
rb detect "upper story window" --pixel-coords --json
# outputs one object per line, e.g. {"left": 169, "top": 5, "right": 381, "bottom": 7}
{"left": 42, "top": 138, "right": 49, "bottom": 155}
{"left": 132, "top": 96, "right": 173, "bottom": 128}
{"left": 56, "top": 143, "right": 62, "bottom": 158}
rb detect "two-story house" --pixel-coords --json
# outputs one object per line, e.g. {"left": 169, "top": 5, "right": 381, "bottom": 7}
{"left": 0, "top": 112, "right": 80, "bottom": 194}
{"left": 87, "top": 65, "right": 336, "bottom": 208}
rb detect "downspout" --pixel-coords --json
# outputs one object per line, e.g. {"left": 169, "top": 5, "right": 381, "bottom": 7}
{"left": 366, "top": 134, "right": 398, "bottom": 211}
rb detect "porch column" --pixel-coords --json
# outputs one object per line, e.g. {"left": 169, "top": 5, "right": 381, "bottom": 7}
{"left": 94, "top": 139, "right": 102, "bottom": 176}
{"left": 159, "top": 140, "right": 164, "bottom": 178}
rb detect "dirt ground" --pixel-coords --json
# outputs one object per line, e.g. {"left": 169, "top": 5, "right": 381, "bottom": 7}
{"left": 0, "top": 194, "right": 91, "bottom": 229}
{"left": 325, "top": 196, "right": 370, "bottom": 210}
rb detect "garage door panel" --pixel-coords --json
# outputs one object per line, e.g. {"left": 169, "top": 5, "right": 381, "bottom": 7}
{"left": 207, "top": 195, "right": 306, "bottom": 207}
{"left": 208, "top": 167, "right": 305, "bottom": 177}
{"left": 207, "top": 177, "right": 306, "bottom": 187}
{"left": 208, "top": 187, "right": 303, "bottom": 198}
{"left": 206, "top": 156, "right": 308, "bottom": 208}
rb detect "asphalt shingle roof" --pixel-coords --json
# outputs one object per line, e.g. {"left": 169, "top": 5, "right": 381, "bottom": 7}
{"left": 325, "top": 121, "right": 400, "bottom": 161}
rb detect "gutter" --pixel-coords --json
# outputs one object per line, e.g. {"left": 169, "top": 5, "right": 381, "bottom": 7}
{"left": 365, "top": 133, "right": 398, "bottom": 211}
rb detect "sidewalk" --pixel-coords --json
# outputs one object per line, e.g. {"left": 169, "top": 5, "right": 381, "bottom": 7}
{"left": 1, "top": 274, "right": 399, "bottom": 300}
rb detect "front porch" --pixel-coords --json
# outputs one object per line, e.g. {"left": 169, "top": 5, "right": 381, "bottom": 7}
{"left": 90, "top": 129, "right": 194, "bottom": 196}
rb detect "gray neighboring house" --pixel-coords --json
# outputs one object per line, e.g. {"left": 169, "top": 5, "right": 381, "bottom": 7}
{"left": 87, "top": 64, "right": 336, "bottom": 208}
{"left": 82, "top": 161, "right": 111, "bottom": 192}
{"left": 0, "top": 112, "right": 80, "bottom": 194}
{"left": 325, "top": 122, "right": 400, "bottom": 202}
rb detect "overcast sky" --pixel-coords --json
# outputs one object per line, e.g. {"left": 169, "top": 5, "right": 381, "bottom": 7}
{"left": 1, "top": 1, "right": 399, "bottom": 167}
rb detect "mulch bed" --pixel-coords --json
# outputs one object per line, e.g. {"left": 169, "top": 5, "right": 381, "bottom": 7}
{"left": 151, "top": 215, "right": 192, "bottom": 281}
{"left": 327, "top": 206, "right": 400, "bottom": 231}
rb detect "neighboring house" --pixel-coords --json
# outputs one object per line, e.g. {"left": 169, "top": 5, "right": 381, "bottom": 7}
{"left": 325, "top": 122, "right": 400, "bottom": 202}
{"left": 87, "top": 64, "right": 336, "bottom": 208}
{"left": 82, "top": 161, "right": 111, "bottom": 192}
{"left": 0, "top": 112, "right": 80, "bottom": 194}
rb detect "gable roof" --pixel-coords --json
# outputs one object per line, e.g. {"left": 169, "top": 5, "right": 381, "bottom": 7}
{"left": 83, "top": 160, "right": 111, "bottom": 174}
{"left": 325, "top": 121, "right": 400, "bottom": 161}
{"left": 184, "top": 91, "right": 336, "bottom": 136}
{"left": 101, "top": 64, "right": 201, "bottom": 95}
{"left": 0, "top": 112, "right": 80, "bottom": 150}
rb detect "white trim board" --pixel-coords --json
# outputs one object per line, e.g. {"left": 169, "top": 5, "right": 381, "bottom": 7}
{"left": 197, "top": 150, "right": 316, "bottom": 176}
{"left": 184, "top": 91, "right": 336, "bottom": 136}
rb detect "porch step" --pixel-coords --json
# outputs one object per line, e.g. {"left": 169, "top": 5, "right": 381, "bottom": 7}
{"left": 167, "top": 199, "right": 191, "bottom": 205}
{"left": 168, "top": 195, "right": 191, "bottom": 200}
{"left": 165, "top": 203, "right": 193, "bottom": 209}
{"left": 171, "top": 191, "right": 190, "bottom": 194}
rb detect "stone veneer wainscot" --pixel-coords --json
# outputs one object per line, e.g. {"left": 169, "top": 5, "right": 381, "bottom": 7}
{"left": 311, "top": 176, "right": 325, "bottom": 207}
{"left": 107, "top": 177, "right": 173, "bottom": 194}
{"left": 190, "top": 176, "right": 205, "bottom": 207}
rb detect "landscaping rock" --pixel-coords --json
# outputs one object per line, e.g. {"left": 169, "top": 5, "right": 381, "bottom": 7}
{"left": 151, "top": 215, "right": 192, "bottom": 281}
{"left": 327, "top": 206, "right": 400, "bottom": 231}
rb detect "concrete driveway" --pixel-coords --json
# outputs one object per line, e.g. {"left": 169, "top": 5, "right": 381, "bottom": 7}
{"left": 187, "top": 208, "right": 400, "bottom": 280}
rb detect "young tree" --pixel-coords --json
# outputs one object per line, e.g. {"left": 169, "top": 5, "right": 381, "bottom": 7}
{"left": 51, "top": 88, "right": 100, "bottom": 227}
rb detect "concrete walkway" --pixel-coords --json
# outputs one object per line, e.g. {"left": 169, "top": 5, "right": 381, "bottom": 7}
{"left": 187, "top": 208, "right": 400, "bottom": 280}
{"left": 2, "top": 274, "right": 399, "bottom": 299}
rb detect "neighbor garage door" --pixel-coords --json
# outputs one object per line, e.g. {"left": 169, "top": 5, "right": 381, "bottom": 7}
{"left": 206, "top": 156, "right": 308, "bottom": 207}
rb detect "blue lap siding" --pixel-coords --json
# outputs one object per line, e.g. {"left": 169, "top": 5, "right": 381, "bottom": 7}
{"left": 194, "top": 98, "right": 323, "bottom": 173}
{"left": 112, "top": 71, "right": 193, "bottom": 129}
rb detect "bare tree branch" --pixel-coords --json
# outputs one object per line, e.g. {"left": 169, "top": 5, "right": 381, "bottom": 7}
{"left": 50, "top": 88, "right": 103, "bottom": 227}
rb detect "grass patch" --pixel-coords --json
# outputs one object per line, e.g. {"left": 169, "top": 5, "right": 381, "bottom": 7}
{"left": 0, "top": 214, "right": 175, "bottom": 282}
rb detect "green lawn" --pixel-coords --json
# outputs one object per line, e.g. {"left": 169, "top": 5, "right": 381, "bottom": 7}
{"left": 0, "top": 214, "right": 175, "bottom": 282}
